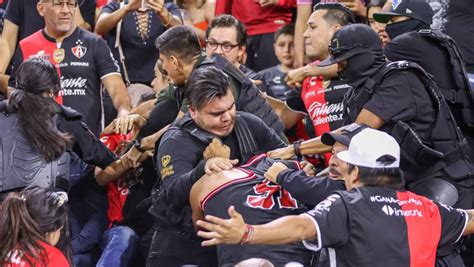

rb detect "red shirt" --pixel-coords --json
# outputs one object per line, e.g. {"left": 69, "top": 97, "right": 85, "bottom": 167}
{"left": 215, "top": 0, "right": 296, "bottom": 36}
{"left": 5, "top": 241, "right": 69, "bottom": 267}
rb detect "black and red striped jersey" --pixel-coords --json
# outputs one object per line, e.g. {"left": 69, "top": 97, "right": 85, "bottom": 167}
{"left": 11, "top": 28, "right": 121, "bottom": 136}
{"left": 304, "top": 186, "right": 468, "bottom": 267}
{"left": 202, "top": 154, "right": 313, "bottom": 266}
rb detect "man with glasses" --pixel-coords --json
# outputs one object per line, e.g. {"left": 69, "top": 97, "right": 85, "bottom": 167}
{"left": 205, "top": 14, "right": 271, "bottom": 96}
{"left": 8, "top": 0, "right": 132, "bottom": 137}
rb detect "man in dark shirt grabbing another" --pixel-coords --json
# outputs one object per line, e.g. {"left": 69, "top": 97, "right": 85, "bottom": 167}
{"left": 197, "top": 128, "right": 474, "bottom": 267}
{"left": 147, "top": 66, "right": 286, "bottom": 266}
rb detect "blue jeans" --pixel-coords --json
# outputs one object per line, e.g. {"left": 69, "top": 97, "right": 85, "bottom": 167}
{"left": 97, "top": 226, "right": 139, "bottom": 267}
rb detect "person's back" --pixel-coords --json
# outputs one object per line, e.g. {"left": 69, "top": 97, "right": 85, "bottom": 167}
{"left": 302, "top": 185, "right": 467, "bottom": 267}
{"left": 191, "top": 155, "right": 312, "bottom": 266}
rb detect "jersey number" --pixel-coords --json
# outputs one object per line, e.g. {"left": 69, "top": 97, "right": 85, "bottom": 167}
{"left": 246, "top": 181, "right": 298, "bottom": 209}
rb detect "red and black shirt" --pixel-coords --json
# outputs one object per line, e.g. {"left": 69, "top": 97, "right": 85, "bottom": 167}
{"left": 11, "top": 27, "right": 121, "bottom": 136}
{"left": 304, "top": 186, "right": 468, "bottom": 267}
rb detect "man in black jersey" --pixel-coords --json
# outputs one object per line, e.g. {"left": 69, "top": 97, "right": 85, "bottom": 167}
{"left": 196, "top": 128, "right": 474, "bottom": 267}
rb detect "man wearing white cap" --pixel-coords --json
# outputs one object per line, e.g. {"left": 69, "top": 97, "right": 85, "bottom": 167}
{"left": 195, "top": 128, "right": 474, "bottom": 267}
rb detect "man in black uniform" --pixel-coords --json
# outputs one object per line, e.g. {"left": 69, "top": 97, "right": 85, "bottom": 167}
{"left": 147, "top": 66, "right": 286, "bottom": 266}
{"left": 135, "top": 25, "right": 284, "bottom": 140}
{"left": 373, "top": 0, "right": 474, "bottom": 160}
{"left": 196, "top": 128, "right": 474, "bottom": 267}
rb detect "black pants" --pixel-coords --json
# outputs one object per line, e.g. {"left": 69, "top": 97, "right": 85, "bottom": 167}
{"left": 146, "top": 228, "right": 218, "bottom": 267}
{"left": 246, "top": 33, "right": 279, "bottom": 72}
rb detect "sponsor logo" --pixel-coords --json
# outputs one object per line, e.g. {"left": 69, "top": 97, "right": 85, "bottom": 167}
{"left": 370, "top": 195, "right": 423, "bottom": 206}
{"left": 28, "top": 51, "right": 50, "bottom": 61}
{"left": 160, "top": 155, "right": 174, "bottom": 178}
{"left": 309, "top": 194, "right": 340, "bottom": 215}
{"left": 58, "top": 89, "right": 86, "bottom": 96}
{"left": 308, "top": 101, "right": 344, "bottom": 126}
{"left": 272, "top": 76, "right": 282, "bottom": 84}
{"left": 392, "top": 0, "right": 402, "bottom": 10}
{"left": 53, "top": 48, "right": 65, "bottom": 63}
{"left": 70, "top": 61, "right": 90, "bottom": 67}
{"left": 381, "top": 205, "right": 423, "bottom": 217}
{"left": 61, "top": 76, "right": 87, "bottom": 89}
{"left": 72, "top": 40, "right": 87, "bottom": 59}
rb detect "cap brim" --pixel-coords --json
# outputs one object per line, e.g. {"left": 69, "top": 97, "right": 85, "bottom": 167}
{"left": 321, "top": 132, "right": 351, "bottom": 147}
{"left": 318, "top": 47, "right": 366, "bottom": 67}
{"left": 373, "top": 11, "right": 401, "bottom": 23}
{"left": 336, "top": 150, "right": 352, "bottom": 164}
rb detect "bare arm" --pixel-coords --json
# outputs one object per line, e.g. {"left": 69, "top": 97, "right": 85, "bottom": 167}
{"left": 355, "top": 108, "right": 385, "bottom": 129}
{"left": 102, "top": 74, "right": 132, "bottom": 118}
{"left": 0, "top": 20, "right": 19, "bottom": 73}
{"left": 95, "top": 0, "right": 140, "bottom": 35}
{"left": 464, "top": 210, "right": 474, "bottom": 235}
{"left": 196, "top": 206, "right": 317, "bottom": 246}
{"left": 293, "top": 4, "right": 311, "bottom": 68}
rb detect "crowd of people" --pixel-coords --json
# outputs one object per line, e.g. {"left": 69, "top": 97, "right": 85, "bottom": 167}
{"left": 0, "top": 0, "right": 473, "bottom": 266}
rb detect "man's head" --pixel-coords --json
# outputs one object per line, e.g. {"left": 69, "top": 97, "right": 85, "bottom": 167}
{"left": 186, "top": 66, "right": 236, "bottom": 138}
{"left": 319, "top": 24, "right": 385, "bottom": 87}
{"left": 321, "top": 123, "right": 367, "bottom": 180}
{"left": 335, "top": 128, "right": 403, "bottom": 190}
{"left": 303, "top": 3, "right": 354, "bottom": 61}
{"left": 273, "top": 24, "right": 295, "bottom": 69}
{"left": 373, "top": 0, "right": 433, "bottom": 40}
{"left": 205, "top": 15, "right": 247, "bottom": 66}
{"left": 155, "top": 26, "right": 202, "bottom": 85}
{"left": 37, "top": 0, "right": 77, "bottom": 37}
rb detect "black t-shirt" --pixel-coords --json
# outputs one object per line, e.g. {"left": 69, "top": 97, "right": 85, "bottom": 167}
{"left": 203, "top": 156, "right": 312, "bottom": 266}
{"left": 101, "top": 2, "right": 181, "bottom": 84}
{"left": 364, "top": 69, "right": 436, "bottom": 142}
{"left": 259, "top": 65, "right": 292, "bottom": 100}
{"left": 4, "top": 0, "right": 44, "bottom": 40}
{"left": 12, "top": 28, "right": 121, "bottom": 136}
{"left": 304, "top": 186, "right": 468, "bottom": 267}
{"left": 384, "top": 31, "right": 456, "bottom": 102}
{"left": 78, "top": 0, "right": 96, "bottom": 30}
{"left": 428, "top": 0, "right": 474, "bottom": 72}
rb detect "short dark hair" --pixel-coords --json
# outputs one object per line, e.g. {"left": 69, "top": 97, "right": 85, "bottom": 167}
{"left": 274, "top": 23, "right": 295, "bottom": 42}
{"left": 185, "top": 66, "right": 231, "bottom": 110}
{"left": 206, "top": 15, "right": 247, "bottom": 46}
{"left": 155, "top": 26, "right": 201, "bottom": 63}
{"left": 347, "top": 164, "right": 405, "bottom": 189}
{"left": 313, "top": 3, "right": 356, "bottom": 26}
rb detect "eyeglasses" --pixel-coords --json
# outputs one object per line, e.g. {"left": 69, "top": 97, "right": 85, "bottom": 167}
{"left": 206, "top": 40, "right": 239, "bottom": 53}
{"left": 46, "top": 0, "right": 78, "bottom": 9}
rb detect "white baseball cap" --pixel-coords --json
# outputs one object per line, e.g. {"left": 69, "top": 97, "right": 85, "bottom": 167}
{"left": 337, "top": 128, "right": 400, "bottom": 168}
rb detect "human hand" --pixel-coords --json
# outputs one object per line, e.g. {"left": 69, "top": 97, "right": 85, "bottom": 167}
{"left": 339, "top": 0, "right": 367, "bottom": 17}
{"left": 197, "top": 206, "right": 247, "bottom": 246}
{"left": 205, "top": 157, "right": 239, "bottom": 175}
{"left": 147, "top": 0, "right": 165, "bottom": 15}
{"left": 114, "top": 114, "right": 146, "bottom": 135}
{"left": 126, "top": 0, "right": 141, "bottom": 11}
{"left": 203, "top": 138, "right": 231, "bottom": 160}
{"left": 300, "top": 160, "right": 316, "bottom": 176}
{"left": 264, "top": 162, "right": 288, "bottom": 183}
{"left": 258, "top": 0, "right": 278, "bottom": 7}
{"left": 250, "top": 79, "right": 263, "bottom": 86}
{"left": 267, "top": 145, "right": 295, "bottom": 160}
{"left": 285, "top": 67, "right": 307, "bottom": 88}
{"left": 123, "top": 145, "right": 152, "bottom": 168}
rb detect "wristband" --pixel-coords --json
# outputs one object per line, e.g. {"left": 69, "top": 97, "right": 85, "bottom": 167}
{"left": 293, "top": 140, "right": 303, "bottom": 161}
{"left": 239, "top": 224, "right": 254, "bottom": 245}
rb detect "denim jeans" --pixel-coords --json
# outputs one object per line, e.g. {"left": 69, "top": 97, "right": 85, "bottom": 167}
{"left": 97, "top": 226, "right": 139, "bottom": 267}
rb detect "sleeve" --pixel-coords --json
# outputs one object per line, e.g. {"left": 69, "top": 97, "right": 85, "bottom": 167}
{"left": 136, "top": 98, "right": 179, "bottom": 140}
{"left": 100, "top": 2, "right": 119, "bottom": 15}
{"left": 4, "top": 0, "right": 21, "bottom": 25}
{"left": 363, "top": 71, "right": 418, "bottom": 124}
{"left": 215, "top": 0, "right": 232, "bottom": 15}
{"left": 302, "top": 193, "right": 350, "bottom": 251}
{"left": 46, "top": 245, "right": 69, "bottom": 267}
{"left": 60, "top": 119, "right": 117, "bottom": 169}
{"left": 93, "top": 36, "right": 121, "bottom": 79}
{"left": 243, "top": 113, "right": 286, "bottom": 151}
{"left": 277, "top": 170, "right": 346, "bottom": 206}
{"left": 436, "top": 203, "right": 469, "bottom": 247}
{"left": 155, "top": 132, "right": 207, "bottom": 209}
{"left": 165, "top": 3, "right": 183, "bottom": 21}
{"left": 297, "top": 0, "right": 313, "bottom": 5}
